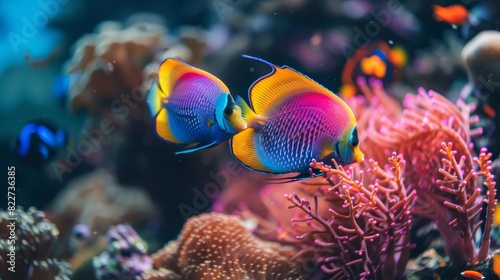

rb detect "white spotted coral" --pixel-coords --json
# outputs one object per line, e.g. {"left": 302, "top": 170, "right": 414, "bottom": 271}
{"left": 148, "top": 213, "right": 305, "bottom": 280}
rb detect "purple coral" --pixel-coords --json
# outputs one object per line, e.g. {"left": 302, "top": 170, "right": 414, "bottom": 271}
{"left": 93, "top": 224, "right": 152, "bottom": 279}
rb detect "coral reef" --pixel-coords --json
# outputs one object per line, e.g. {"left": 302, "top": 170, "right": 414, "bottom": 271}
{"left": 64, "top": 18, "right": 166, "bottom": 116}
{"left": 147, "top": 213, "right": 306, "bottom": 280}
{"left": 93, "top": 224, "right": 152, "bottom": 279}
{"left": 0, "top": 207, "right": 71, "bottom": 280}
{"left": 356, "top": 82, "right": 495, "bottom": 266}
{"left": 285, "top": 153, "right": 415, "bottom": 279}
{"left": 49, "top": 169, "right": 157, "bottom": 258}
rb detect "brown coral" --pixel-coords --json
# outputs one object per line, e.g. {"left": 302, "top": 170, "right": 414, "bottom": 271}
{"left": 64, "top": 18, "right": 167, "bottom": 116}
{"left": 49, "top": 169, "right": 157, "bottom": 260}
{"left": 149, "top": 213, "right": 305, "bottom": 280}
{"left": 0, "top": 207, "right": 71, "bottom": 280}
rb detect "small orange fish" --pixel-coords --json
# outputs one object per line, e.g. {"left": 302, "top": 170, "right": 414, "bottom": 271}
{"left": 460, "top": 270, "right": 485, "bottom": 279}
{"left": 433, "top": 4, "right": 469, "bottom": 25}
{"left": 361, "top": 55, "right": 387, "bottom": 78}
{"left": 494, "top": 251, "right": 500, "bottom": 277}
{"left": 483, "top": 104, "right": 496, "bottom": 118}
{"left": 340, "top": 41, "right": 406, "bottom": 99}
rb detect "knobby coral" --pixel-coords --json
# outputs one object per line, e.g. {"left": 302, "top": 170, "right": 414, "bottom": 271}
{"left": 0, "top": 207, "right": 71, "bottom": 280}
{"left": 147, "top": 213, "right": 305, "bottom": 280}
{"left": 286, "top": 153, "right": 415, "bottom": 280}
{"left": 93, "top": 224, "right": 152, "bottom": 279}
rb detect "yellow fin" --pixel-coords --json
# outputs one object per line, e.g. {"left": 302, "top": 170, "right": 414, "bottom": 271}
{"left": 245, "top": 56, "right": 339, "bottom": 115}
{"left": 230, "top": 129, "right": 272, "bottom": 173}
{"left": 154, "top": 109, "right": 182, "bottom": 144}
{"left": 146, "top": 81, "right": 165, "bottom": 117}
{"left": 157, "top": 58, "right": 229, "bottom": 96}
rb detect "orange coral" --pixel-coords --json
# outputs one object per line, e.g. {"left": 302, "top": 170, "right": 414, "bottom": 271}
{"left": 149, "top": 213, "right": 305, "bottom": 280}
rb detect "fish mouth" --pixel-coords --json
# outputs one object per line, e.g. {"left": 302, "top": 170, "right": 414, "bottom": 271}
{"left": 355, "top": 155, "right": 365, "bottom": 163}
{"left": 238, "top": 123, "right": 248, "bottom": 131}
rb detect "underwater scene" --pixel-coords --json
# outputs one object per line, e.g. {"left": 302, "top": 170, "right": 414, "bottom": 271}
{"left": 1, "top": 0, "right": 500, "bottom": 279}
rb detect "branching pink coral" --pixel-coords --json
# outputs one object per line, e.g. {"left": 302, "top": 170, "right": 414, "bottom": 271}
{"left": 422, "top": 142, "right": 497, "bottom": 265}
{"left": 347, "top": 80, "right": 496, "bottom": 266}
{"left": 285, "top": 153, "right": 415, "bottom": 280}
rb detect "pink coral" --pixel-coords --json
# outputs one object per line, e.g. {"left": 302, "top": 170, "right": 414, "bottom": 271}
{"left": 285, "top": 153, "right": 415, "bottom": 279}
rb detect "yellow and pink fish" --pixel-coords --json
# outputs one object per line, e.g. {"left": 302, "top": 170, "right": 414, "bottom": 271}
{"left": 147, "top": 56, "right": 364, "bottom": 178}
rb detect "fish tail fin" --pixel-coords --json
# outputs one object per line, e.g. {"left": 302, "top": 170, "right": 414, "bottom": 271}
{"left": 146, "top": 81, "right": 182, "bottom": 144}
{"left": 235, "top": 96, "right": 264, "bottom": 127}
{"left": 146, "top": 81, "right": 165, "bottom": 117}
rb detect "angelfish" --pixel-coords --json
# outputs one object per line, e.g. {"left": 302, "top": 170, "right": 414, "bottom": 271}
{"left": 147, "top": 58, "right": 247, "bottom": 154}
{"left": 231, "top": 55, "right": 364, "bottom": 178}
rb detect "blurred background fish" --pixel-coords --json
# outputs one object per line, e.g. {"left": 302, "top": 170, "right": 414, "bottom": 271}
{"left": 147, "top": 58, "right": 247, "bottom": 154}
{"left": 14, "top": 120, "right": 67, "bottom": 166}
{"left": 231, "top": 56, "right": 363, "bottom": 179}
{"left": 340, "top": 41, "right": 407, "bottom": 98}
{"left": 433, "top": 4, "right": 470, "bottom": 26}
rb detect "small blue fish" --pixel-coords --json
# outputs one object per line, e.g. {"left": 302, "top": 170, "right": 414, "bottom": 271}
{"left": 147, "top": 58, "right": 247, "bottom": 154}
{"left": 16, "top": 120, "right": 66, "bottom": 165}
{"left": 231, "top": 55, "right": 364, "bottom": 179}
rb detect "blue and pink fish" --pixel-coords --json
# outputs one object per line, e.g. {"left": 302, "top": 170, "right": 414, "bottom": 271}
{"left": 147, "top": 56, "right": 364, "bottom": 178}
{"left": 147, "top": 58, "right": 247, "bottom": 154}
{"left": 231, "top": 55, "right": 364, "bottom": 178}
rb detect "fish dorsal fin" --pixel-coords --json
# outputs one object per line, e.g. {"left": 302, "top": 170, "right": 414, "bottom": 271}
{"left": 244, "top": 55, "right": 339, "bottom": 115}
{"left": 157, "top": 58, "right": 229, "bottom": 97}
{"left": 230, "top": 128, "right": 274, "bottom": 173}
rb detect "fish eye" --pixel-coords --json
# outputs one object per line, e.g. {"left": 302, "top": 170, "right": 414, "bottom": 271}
{"left": 350, "top": 127, "right": 359, "bottom": 146}
{"left": 224, "top": 105, "right": 233, "bottom": 116}
{"left": 224, "top": 95, "right": 235, "bottom": 115}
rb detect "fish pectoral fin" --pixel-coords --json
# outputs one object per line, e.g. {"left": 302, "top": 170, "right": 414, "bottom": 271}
{"left": 230, "top": 129, "right": 273, "bottom": 173}
{"left": 154, "top": 109, "right": 183, "bottom": 144}
{"left": 175, "top": 141, "right": 219, "bottom": 154}
{"left": 207, "top": 119, "right": 215, "bottom": 130}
